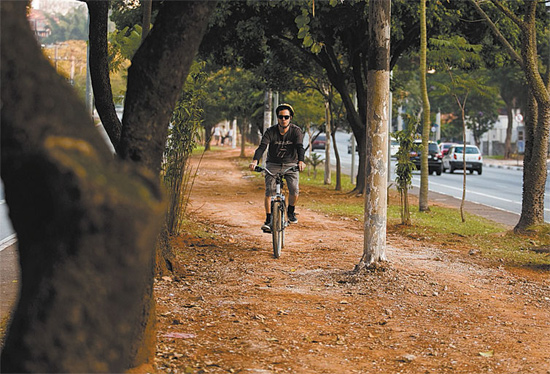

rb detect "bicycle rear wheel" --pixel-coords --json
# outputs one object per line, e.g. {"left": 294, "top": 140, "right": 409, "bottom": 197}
{"left": 271, "top": 201, "right": 283, "bottom": 258}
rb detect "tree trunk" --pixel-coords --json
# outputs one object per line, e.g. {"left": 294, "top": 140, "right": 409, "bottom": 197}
{"left": 240, "top": 117, "right": 247, "bottom": 157}
{"left": 331, "top": 129, "right": 342, "bottom": 191}
{"left": 204, "top": 124, "right": 214, "bottom": 151}
{"left": 0, "top": 3, "right": 165, "bottom": 372}
{"left": 324, "top": 93, "right": 332, "bottom": 185}
{"left": 85, "top": 0, "right": 122, "bottom": 147}
{"left": 419, "top": 0, "right": 430, "bottom": 212}
{"left": 318, "top": 47, "right": 367, "bottom": 194}
{"left": 470, "top": 0, "right": 549, "bottom": 231}
{"left": 516, "top": 92, "right": 549, "bottom": 230}
{"left": 504, "top": 102, "right": 514, "bottom": 158}
{"left": 141, "top": 0, "right": 152, "bottom": 41}
{"left": 355, "top": 0, "right": 390, "bottom": 271}
{"left": 118, "top": 1, "right": 218, "bottom": 174}
{"left": 262, "top": 90, "right": 272, "bottom": 165}
{"left": 514, "top": 1, "right": 550, "bottom": 231}
{"left": 460, "top": 105, "right": 467, "bottom": 223}
{"left": 1, "top": 1, "right": 217, "bottom": 372}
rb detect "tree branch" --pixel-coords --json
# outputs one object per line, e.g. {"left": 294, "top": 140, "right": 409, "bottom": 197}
{"left": 490, "top": 0, "right": 525, "bottom": 29}
{"left": 469, "top": 0, "right": 524, "bottom": 68}
{"left": 118, "top": 1, "right": 218, "bottom": 173}
{"left": 85, "top": 0, "right": 122, "bottom": 148}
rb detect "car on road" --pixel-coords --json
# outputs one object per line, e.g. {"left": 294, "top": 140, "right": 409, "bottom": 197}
{"left": 410, "top": 140, "right": 443, "bottom": 175}
{"left": 311, "top": 134, "right": 327, "bottom": 150}
{"left": 439, "top": 142, "right": 457, "bottom": 156}
{"left": 442, "top": 144, "right": 483, "bottom": 175}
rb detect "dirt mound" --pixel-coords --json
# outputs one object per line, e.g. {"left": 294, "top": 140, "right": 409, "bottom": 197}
{"left": 154, "top": 148, "right": 550, "bottom": 373}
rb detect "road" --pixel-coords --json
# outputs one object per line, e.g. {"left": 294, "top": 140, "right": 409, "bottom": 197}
{"left": 306, "top": 131, "right": 550, "bottom": 223}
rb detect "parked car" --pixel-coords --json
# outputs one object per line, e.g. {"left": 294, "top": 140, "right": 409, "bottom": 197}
{"left": 311, "top": 134, "right": 327, "bottom": 150}
{"left": 442, "top": 144, "right": 483, "bottom": 175}
{"left": 409, "top": 140, "right": 443, "bottom": 175}
{"left": 439, "top": 142, "right": 457, "bottom": 156}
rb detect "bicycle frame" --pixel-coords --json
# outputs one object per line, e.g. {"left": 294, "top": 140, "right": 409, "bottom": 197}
{"left": 254, "top": 165, "right": 298, "bottom": 258}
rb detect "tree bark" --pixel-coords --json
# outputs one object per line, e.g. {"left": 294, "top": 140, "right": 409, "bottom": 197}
{"left": 513, "top": 1, "right": 549, "bottom": 231}
{"left": 419, "top": 0, "right": 431, "bottom": 212}
{"left": 324, "top": 91, "right": 332, "bottom": 185}
{"left": 470, "top": 0, "right": 549, "bottom": 231}
{"left": 504, "top": 102, "right": 514, "bottom": 159}
{"left": 1, "top": 1, "right": 218, "bottom": 371}
{"left": 141, "top": 0, "right": 152, "bottom": 41}
{"left": 240, "top": 118, "right": 247, "bottom": 157}
{"left": 0, "top": 2, "right": 165, "bottom": 372}
{"left": 86, "top": 0, "right": 122, "bottom": 148}
{"left": 118, "top": 1, "right": 218, "bottom": 174}
{"left": 356, "top": 0, "right": 390, "bottom": 271}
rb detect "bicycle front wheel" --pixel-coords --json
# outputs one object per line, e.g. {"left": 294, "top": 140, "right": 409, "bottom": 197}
{"left": 271, "top": 201, "right": 283, "bottom": 258}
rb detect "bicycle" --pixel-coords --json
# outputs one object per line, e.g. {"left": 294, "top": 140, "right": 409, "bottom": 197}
{"left": 254, "top": 165, "right": 299, "bottom": 258}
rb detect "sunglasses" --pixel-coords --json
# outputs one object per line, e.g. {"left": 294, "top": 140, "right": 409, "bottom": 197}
{"left": 278, "top": 115, "right": 290, "bottom": 120}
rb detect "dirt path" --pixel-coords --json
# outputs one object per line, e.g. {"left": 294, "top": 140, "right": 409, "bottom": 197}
{"left": 154, "top": 148, "right": 550, "bottom": 374}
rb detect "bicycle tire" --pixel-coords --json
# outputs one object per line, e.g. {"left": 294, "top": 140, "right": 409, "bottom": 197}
{"left": 271, "top": 201, "right": 283, "bottom": 258}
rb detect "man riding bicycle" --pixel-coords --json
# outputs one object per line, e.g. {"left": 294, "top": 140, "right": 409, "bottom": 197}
{"left": 249, "top": 103, "right": 306, "bottom": 231}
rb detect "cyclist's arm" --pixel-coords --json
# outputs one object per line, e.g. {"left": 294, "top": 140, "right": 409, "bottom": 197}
{"left": 250, "top": 129, "right": 272, "bottom": 170}
{"left": 294, "top": 126, "right": 306, "bottom": 171}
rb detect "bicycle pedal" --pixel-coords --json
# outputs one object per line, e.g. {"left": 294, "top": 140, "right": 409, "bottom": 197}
{"left": 261, "top": 227, "right": 272, "bottom": 233}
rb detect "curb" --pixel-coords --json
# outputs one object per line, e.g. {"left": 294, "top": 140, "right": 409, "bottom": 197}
{"left": 484, "top": 163, "right": 523, "bottom": 171}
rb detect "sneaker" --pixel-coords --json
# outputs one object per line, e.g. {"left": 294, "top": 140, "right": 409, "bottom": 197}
{"left": 288, "top": 211, "right": 298, "bottom": 224}
{"left": 261, "top": 220, "right": 271, "bottom": 233}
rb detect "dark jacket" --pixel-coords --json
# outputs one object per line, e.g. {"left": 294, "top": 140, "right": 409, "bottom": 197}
{"left": 253, "top": 124, "right": 305, "bottom": 164}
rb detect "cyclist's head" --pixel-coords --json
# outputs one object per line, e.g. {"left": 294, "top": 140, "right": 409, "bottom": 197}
{"left": 276, "top": 103, "right": 294, "bottom": 117}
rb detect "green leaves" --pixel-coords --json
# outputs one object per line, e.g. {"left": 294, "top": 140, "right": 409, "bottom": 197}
{"left": 295, "top": 9, "right": 322, "bottom": 54}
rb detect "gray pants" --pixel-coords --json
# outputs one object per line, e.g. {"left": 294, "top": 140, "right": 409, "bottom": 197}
{"left": 264, "top": 162, "right": 299, "bottom": 197}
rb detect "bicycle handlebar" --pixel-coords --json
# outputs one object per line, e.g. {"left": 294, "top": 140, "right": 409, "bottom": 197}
{"left": 254, "top": 165, "right": 299, "bottom": 175}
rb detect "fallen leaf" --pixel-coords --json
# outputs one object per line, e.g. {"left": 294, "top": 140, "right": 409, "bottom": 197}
{"left": 163, "top": 332, "right": 196, "bottom": 339}
{"left": 479, "top": 350, "right": 494, "bottom": 357}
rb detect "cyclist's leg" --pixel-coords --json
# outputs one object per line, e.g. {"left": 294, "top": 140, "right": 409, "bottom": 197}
{"left": 285, "top": 164, "right": 300, "bottom": 223}
{"left": 262, "top": 169, "right": 277, "bottom": 230}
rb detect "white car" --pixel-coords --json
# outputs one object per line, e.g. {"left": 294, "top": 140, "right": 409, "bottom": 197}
{"left": 442, "top": 144, "right": 483, "bottom": 175}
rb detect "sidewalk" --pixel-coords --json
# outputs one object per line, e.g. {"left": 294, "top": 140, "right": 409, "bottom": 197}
{"left": 483, "top": 157, "right": 550, "bottom": 170}
{"left": 483, "top": 157, "right": 524, "bottom": 171}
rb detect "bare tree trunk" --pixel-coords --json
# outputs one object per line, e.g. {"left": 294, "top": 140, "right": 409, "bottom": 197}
{"left": 460, "top": 106, "right": 467, "bottom": 223}
{"left": 142, "top": 0, "right": 152, "bottom": 41}
{"left": 504, "top": 103, "right": 514, "bottom": 158}
{"left": 469, "top": 0, "right": 549, "bottom": 231}
{"left": 204, "top": 124, "right": 213, "bottom": 151}
{"left": 240, "top": 118, "right": 247, "bottom": 157}
{"left": 355, "top": 0, "right": 390, "bottom": 272}
{"left": 324, "top": 91, "right": 332, "bottom": 185}
{"left": 419, "top": 0, "right": 430, "bottom": 212}
{"left": 118, "top": 1, "right": 217, "bottom": 174}
{"left": 331, "top": 129, "right": 342, "bottom": 191}
{"left": 262, "top": 90, "right": 272, "bottom": 166}
{"left": 85, "top": 0, "right": 122, "bottom": 147}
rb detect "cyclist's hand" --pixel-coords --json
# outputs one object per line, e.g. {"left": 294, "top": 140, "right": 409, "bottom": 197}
{"left": 298, "top": 161, "right": 306, "bottom": 172}
{"left": 249, "top": 160, "right": 258, "bottom": 171}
